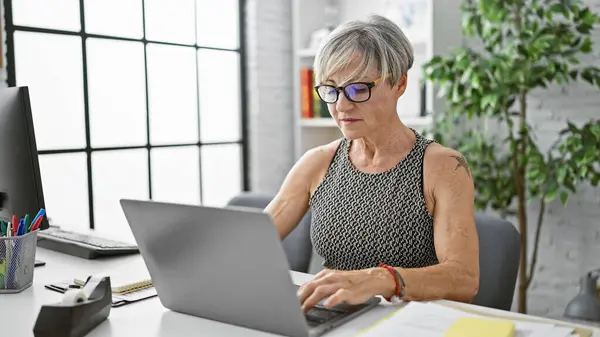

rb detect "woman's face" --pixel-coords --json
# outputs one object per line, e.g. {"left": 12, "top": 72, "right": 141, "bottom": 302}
{"left": 321, "top": 57, "right": 407, "bottom": 140}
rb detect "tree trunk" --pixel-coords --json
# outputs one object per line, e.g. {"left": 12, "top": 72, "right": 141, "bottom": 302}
{"left": 518, "top": 222, "right": 528, "bottom": 313}
{"left": 516, "top": 90, "right": 528, "bottom": 314}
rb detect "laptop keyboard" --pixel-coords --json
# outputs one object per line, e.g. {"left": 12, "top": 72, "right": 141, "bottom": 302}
{"left": 305, "top": 306, "right": 345, "bottom": 325}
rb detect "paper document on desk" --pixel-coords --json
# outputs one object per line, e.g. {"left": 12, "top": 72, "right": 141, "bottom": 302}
{"left": 358, "top": 302, "right": 573, "bottom": 337}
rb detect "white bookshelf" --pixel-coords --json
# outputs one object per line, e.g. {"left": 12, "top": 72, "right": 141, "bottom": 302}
{"left": 292, "top": 0, "right": 463, "bottom": 160}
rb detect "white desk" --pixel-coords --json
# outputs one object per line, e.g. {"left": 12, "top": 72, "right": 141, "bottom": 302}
{"left": 4, "top": 248, "right": 600, "bottom": 337}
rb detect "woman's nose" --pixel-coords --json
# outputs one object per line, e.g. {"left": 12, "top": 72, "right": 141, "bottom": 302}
{"left": 336, "top": 90, "right": 354, "bottom": 112}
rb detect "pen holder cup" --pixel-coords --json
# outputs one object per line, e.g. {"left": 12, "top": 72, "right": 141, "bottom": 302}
{"left": 0, "top": 230, "right": 37, "bottom": 293}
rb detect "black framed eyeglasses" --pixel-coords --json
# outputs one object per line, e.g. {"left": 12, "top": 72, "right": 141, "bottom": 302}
{"left": 314, "top": 74, "right": 391, "bottom": 104}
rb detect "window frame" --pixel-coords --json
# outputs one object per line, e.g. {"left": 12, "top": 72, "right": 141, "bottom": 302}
{"left": 3, "top": 0, "right": 250, "bottom": 229}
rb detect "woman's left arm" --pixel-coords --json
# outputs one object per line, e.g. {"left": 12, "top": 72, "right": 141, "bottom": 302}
{"left": 382, "top": 148, "right": 480, "bottom": 303}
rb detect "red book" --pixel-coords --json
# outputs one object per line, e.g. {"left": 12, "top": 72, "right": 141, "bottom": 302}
{"left": 300, "top": 68, "right": 314, "bottom": 118}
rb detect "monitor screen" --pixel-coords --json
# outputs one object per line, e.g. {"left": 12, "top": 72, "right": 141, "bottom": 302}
{"left": 0, "top": 86, "right": 48, "bottom": 231}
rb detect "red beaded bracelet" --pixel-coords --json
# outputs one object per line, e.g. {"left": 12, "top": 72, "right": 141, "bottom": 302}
{"left": 378, "top": 263, "right": 400, "bottom": 302}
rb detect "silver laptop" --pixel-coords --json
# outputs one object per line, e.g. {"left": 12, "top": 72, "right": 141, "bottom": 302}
{"left": 119, "top": 199, "right": 380, "bottom": 337}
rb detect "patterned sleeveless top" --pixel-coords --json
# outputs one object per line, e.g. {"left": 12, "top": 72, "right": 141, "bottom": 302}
{"left": 309, "top": 130, "right": 439, "bottom": 271}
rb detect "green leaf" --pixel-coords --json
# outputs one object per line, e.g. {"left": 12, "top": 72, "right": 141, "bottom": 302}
{"left": 569, "top": 70, "right": 579, "bottom": 79}
{"left": 581, "top": 38, "right": 593, "bottom": 53}
{"left": 560, "top": 191, "right": 569, "bottom": 205}
{"left": 557, "top": 166, "right": 568, "bottom": 183}
{"left": 550, "top": 3, "right": 564, "bottom": 14}
{"left": 544, "top": 188, "right": 559, "bottom": 202}
{"left": 583, "top": 9, "right": 598, "bottom": 25}
{"left": 536, "top": 7, "right": 544, "bottom": 19}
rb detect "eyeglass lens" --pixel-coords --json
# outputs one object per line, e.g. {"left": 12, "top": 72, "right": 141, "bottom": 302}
{"left": 317, "top": 83, "right": 370, "bottom": 103}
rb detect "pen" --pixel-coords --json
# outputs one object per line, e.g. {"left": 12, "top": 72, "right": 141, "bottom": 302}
{"left": 16, "top": 218, "right": 24, "bottom": 236}
{"left": 11, "top": 215, "right": 18, "bottom": 236}
{"left": 0, "top": 221, "right": 6, "bottom": 237}
{"left": 32, "top": 209, "right": 45, "bottom": 228}
{"left": 30, "top": 215, "right": 44, "bottom": 232}
{"left": 24, "top": 214, "right": 30, "bottom": 233}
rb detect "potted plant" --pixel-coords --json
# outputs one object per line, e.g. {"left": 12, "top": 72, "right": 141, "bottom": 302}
{"left": 422, "top": 0, "right": 600, "bottom": 314}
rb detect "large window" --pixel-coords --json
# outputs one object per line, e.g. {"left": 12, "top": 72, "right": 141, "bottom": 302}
{"left": 4, "top": 0, "right": 248, "bottom": 241}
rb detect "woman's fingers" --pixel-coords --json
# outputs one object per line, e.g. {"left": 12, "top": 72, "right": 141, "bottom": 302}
{"left": 298, "top": 270, "right": 340, "bottom": 298}
{"left": 301, "top": 283, "right": 340, "bottom": 312}
{"left": 323, "top": 288, "right": 353, "bottom": 308}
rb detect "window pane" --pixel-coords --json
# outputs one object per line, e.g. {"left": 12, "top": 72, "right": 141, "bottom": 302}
{"left": 14, "top": 31, "right": 86, "bottom": 150}
{"left": 87, "top": 39, "right": 147, "bottom": 148}
{"left": 147, "top": 44, "right": 198, "bottom": 145}
{"left": 200, "top": 144, "right": 242, "bottom": 207}
{"left": 84, "top": 0, "right": 144, "bottom": 38}
{"left": 92, "top": 149, "right": 148, "bottom": 243}
{"left": 144, "top": 0, "right": 195, "bottom": 45}
{"left": 13, "top": 0, "right": 80, "bottom": 31}
{"left": 38, "top": 153, "right": 89, "bottom": 232}
{"left": 151, "top": 146, "right": 200, "bottom": 205}
{"left": 196, "top": 0, "right": 239, "bottom": 49}
{"left": 197, "top": 50, "right": 241, "bottom": 142}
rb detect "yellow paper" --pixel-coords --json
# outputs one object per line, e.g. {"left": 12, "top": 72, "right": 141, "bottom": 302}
{"left": 445, "top": 316, "right": 515, "bottom": 337}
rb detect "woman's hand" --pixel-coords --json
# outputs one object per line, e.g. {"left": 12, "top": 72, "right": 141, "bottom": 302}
{"left": 296, "top": 268, "right": 394, "bottom": 312}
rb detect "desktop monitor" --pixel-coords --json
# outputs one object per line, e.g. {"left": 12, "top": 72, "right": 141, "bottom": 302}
{"left": 0, "top": 86, "right": 49, "bottom": 231}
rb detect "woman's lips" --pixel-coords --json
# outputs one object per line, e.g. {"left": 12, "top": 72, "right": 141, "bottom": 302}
{"left": 340, "top": 118, "right": 361, "bottom": 124}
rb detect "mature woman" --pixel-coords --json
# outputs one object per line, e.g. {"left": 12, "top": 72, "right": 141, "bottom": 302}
{"left": 265, "top": 14, "right": 479, "bottom": 312}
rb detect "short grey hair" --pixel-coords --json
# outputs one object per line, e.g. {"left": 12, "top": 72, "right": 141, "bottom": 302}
{"left": 314, "top": 14, "right": 414, "bottom": 86}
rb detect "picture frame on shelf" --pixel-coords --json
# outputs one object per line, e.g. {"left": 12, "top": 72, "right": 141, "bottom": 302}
{"left": 384, "top": 0, "right": 430, "bottom": 45}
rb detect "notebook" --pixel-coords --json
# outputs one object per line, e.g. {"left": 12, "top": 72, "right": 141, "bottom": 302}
{"left": 357, "top": 302, "right": 582, "bottom": 337}
{"left": 45, "top": 277, "right": 157, "bottom": 307}
{"left": 74, "top": 277, "right": 152, "bottom": 295}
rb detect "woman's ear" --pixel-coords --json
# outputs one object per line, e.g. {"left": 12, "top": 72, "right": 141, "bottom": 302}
{"left": 395, "top": 73, "right": 408, "bottom": 97}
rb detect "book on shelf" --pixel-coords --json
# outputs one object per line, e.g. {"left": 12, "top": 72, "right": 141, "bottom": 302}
{"left": 300, "top": 67, "right": 331, "bottom": 119}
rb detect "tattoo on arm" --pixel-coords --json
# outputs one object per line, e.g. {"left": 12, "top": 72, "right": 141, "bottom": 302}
{"left": 450, "top": 155, "right": 471, "bottom": 177}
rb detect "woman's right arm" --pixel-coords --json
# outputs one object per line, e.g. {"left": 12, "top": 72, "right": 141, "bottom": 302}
{"left": 264, "top": 142, "right": 338, "bottom": 240}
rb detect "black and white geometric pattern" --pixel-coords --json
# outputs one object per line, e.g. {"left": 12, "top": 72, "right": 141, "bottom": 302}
{"left": 309, "top": 130, "right": 439, "bottom": 271}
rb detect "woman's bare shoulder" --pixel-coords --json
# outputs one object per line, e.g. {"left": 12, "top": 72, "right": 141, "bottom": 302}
{"left": 301, "top": 138, "right": 343, "bottom": 165}
{"left": 423, "top": 142, "right": 468, "bottom": 173}
{"left": 297, "top": 138, "right": 344, "bottom": 191}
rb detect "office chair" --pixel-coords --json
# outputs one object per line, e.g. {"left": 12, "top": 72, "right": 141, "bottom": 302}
{"left": 226, "top": 192, "right": 313, "bottom": 273}
{"left": 471, "top": 213, "right": 521, "bottom": 311}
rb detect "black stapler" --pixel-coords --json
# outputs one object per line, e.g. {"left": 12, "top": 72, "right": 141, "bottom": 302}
{"left": 33, "top": 275, "right": 112, "bottom": 337}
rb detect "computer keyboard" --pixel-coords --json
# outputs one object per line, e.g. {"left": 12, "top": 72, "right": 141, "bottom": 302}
{"left": 37, "top": 227, "right": 139, "bottom": 260}
{"left": 305, "top": 306, "right": 344, "bottom": 325}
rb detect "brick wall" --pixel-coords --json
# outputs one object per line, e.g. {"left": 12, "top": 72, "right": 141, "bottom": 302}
{"left": 519, "top": 38, "right": 600, "bottom": 317}
{"left": 244, "top": 0, "right": 295, "bottom": 194}
{"left": 502, "top": 0, "right": 600, "bottom": 317}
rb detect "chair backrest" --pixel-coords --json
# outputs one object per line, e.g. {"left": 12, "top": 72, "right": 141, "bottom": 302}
{"left": 226, "top": 192, "right": 313, "bottom": 273}
{"left": 472, "top": 213, "right": 521, "bottom": 311}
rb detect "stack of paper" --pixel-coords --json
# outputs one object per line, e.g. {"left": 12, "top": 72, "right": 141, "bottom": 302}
{"left": 358, "top": 302, "right": 575, "bottom": 337}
